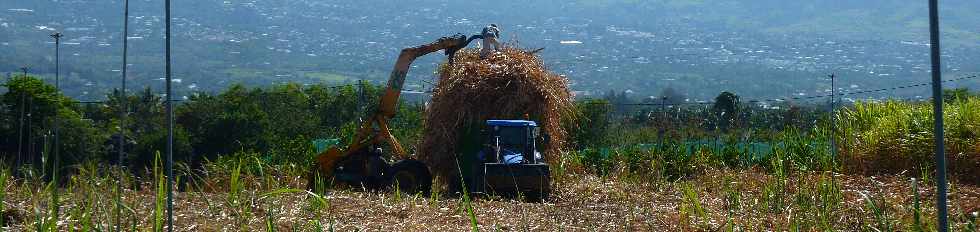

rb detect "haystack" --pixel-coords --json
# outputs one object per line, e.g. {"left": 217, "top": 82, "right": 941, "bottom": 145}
{"left": 419, "top": 47, "right": 574, "bottom": 182}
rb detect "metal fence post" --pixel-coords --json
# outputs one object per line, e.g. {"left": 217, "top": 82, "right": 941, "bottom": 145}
{"left": 927, "top": 0, "right": 948, "bottom": 231}
{"left": 164, "top": 0, "right": 175, "bottom": 230}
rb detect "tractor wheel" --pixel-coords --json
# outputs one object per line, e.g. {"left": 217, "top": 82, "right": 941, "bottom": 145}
{"left": 385, "top": 160, "right": 432, "bottom": 195}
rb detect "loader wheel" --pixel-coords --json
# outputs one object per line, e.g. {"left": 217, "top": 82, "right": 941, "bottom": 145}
{"left": 385, "top": 160, "right": 432, "bottom": 195}
{"left": 306, "top": 167, "right": 332, "bottom": 193}
{"left": 521, "top": 187, "right": 550, "bottom": 203}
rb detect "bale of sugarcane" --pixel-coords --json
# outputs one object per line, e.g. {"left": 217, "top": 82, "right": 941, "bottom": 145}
{"left": 418, "top": 46, "right": 574, "bottom": 185}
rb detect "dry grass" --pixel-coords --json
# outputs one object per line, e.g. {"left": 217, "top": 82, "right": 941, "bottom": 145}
{"left": 2, "top": 169, "right": 978, "bottom": 231}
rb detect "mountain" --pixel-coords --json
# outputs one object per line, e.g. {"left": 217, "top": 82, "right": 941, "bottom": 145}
{"left": 1, "top": 0, "right": 978, "bottom": 102}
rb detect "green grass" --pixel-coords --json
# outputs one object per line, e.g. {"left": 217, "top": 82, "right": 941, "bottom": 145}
{"left": 0, "top": 166, "right": 7, "bottom": 228}
{"left": 152, "top": 151, "right": 166, "bottom": 232}
{"left": 838, "top": 97, "right": 980, "bottom": 181}
{"left": 455, "top": 159, "right": 479, "bottom": 232}
{"left": 571, "top": 96, "right": 979, "bottom": 183}
{"left": 679, "top": 182, "right": 707, "bottom": 229}
{"left": 863, "top": 192, "right": 895, "bottom": 231}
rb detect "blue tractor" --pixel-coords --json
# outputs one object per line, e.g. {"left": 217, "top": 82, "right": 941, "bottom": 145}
{"left": 457, "top": 120, "right": 551, "bottom": 201}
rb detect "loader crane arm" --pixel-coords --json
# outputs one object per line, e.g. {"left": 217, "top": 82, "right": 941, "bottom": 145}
{"left": 310, "top": 34, "right": 479, "bottom": 192}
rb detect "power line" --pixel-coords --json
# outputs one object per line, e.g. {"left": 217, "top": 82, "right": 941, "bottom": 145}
{"left": 742, "top": 74, "right": 977, "bottom": 103}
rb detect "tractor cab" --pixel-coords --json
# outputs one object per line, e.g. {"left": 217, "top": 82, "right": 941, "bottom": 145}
{"left": 481, "top": 120, "right": 545, "bottom": 165}
{"left": 466, "top": 120, "right": 550, "bottom": 201}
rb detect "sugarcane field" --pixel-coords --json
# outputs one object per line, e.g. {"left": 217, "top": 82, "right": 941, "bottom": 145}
{"left": 2, "top": 1, "right": 980, "bottom": 231}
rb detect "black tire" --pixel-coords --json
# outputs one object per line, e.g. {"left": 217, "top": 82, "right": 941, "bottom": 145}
{"left": 385, "top": 159, "right": 432, "bottom": 195}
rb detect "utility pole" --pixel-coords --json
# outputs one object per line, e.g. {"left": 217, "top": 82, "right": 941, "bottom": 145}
{"left": 829, "top": 74, "right": 837, "bottom": 159}
{"left": 26, "top": 97, "right": 33, "bottom": 173}
{"left": 164, "top": 0, "right": 175, "bottom": 230}
{"left": 16, "top": 67, "right": 28, "bottom": 174}
{"left": 358, "top": 79, "right": 365, "bottom": 114}
{"left": 659, "top": 96, "right": 667, "bottom": 143}
{"left": 927, "top": 0, "right": 948, "bottom": 230}
{"left": 50, "top": 31, "right": 63, "bottom": 221}
{"left": 42, "top": 132, "right": 48, "bottom": 174}
{"left": 120, "top": 0, "right": 130, "bottom": 171}
{"left": 116, "top": 0, "right": 130, "bottom": 229}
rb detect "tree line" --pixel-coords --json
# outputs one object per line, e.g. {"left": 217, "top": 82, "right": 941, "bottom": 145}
{"left": 1, "top": 74, "right": 974, "bottom": 180}
{"left": 0, "top": 75, "right": 423, "bottom": 178}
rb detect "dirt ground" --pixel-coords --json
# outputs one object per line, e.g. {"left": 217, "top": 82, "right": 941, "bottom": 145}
{"left": 2, "top": 170, "right": 978, "bottom": 231}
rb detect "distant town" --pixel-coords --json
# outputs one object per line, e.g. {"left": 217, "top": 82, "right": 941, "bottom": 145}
{"left": 2, "top": 0, "right": 978, "bottom": 102}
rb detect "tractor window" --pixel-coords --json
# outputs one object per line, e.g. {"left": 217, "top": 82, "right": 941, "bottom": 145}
{"left": 496, "top": 126, "right": 528, "bottom": 150}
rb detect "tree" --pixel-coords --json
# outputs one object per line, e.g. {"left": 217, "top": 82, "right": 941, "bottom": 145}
{"left": 568, "top": 99, "right": 612, "bottom": 149}
{"left": 660, "top": 87, "right": 687, "bottom": 106}
{"left": 130, "top": 87, "right": 165, "bottom": 135}
{"left": 178, "top": 84, "right": 269, "bottom": 159}
{"left": 130, "top": 125, "right": 193, "bottom": 173}
{"left": 603, "top": 89, "right": 634, "bottom": 115}
{"left": 712, "top": 91, "right": 740, "bottom": 132}
{"left": 0, "top": 76, "right": 103, "bottom": 176}
{"left": 943, "top": 87, "right": 974, "bottom": 103}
